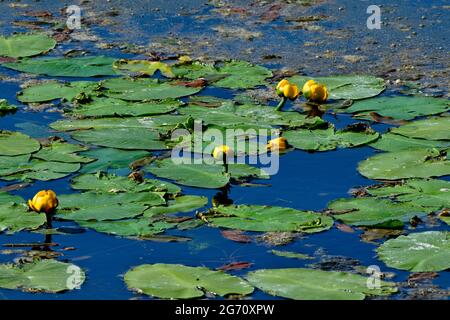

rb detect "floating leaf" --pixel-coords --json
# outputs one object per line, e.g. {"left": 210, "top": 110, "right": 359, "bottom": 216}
{"left": 33, "top": 140, "right": 94, "bottom": 163}
{"left": 143, "top": 195, "right": 208, "bottom": 217}
{"left": 78, "top": 148, "right": 149, "bottom": 173}
{"left": 71, "top": 128, "right": 167, "bottom": 151}
{"left": 0, "top": 202, "right": 46, "bottom": 234}
{"left": 0, "top": 34, "right": 56, "bottom": 58}
{"left": 124, "top": 263, "right": 254, "bottom": 299}
{"left": 4, "top": 56, "right": 116, "bottom": 77}
{"left": 358, "top": 148, "right": 450, "bottom": 180}
{"left": 377, "top": 231, "right": 450, "bottom": 272}
{"left": 0, "top": 99, "right": 17, "bottom": 115}
{"left": 270, "top": 250, "right": 314, "bottom": 260}
{"left": 370, "top": 132, "right": 450, "bottom": 152}
{"left": 17, "top": 81, "right": 98, "bottom": 103}
{"left": 71, "top": 172, "right": 180, "bottom": 194}
{"left": 390, "top": 117, "right": 450, "bottom": 141}
{"left": 57, "top": 192, "right": 165, "bottom": 221}
{"left": 367, "top": 179, "right": 450, "bottom": 211}
{"left": 289, "top": 75, "right": 385, "bottom": 100}
{"left": 246, "top": 268, "right": 396, "bottom": 300}
{"left": 113, "top": 59, "right": 174, "bottom": 77}
{"left": 204, "top": 205, "right": 333, "bottom": 233}
{"left": 147, "top": 159, "right": 268, "bottom": 189}
{"left": 341, "top": 96, "right": 450, "bottom": 120}
{"left": 0, "top": 131, "right": 40, "bottom": 156}
{"left": 284, "top": 124, "right": 379, "bottom": 151}
{"left": 328, "top": 197, "right": 426, "bottom": 228}
{"left": 102, "top": 77, "right": 202, "bottom": 101}
{"left": 0, "top": 260, "right": 85, "bottom": 293}
{"left": 70, "top": 97, "right": 181, "bottom": 117}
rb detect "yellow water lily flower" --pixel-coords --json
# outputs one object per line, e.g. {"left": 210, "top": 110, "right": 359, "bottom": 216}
{"left": 212, "top": 145, "right": 233, "bottom": 161}
{"left": 267, "top": 137, "right": 288, "bottom": 151}
{"left": 276, "top": 79, "right": 300, "bottom": 100}
{"left": 302, "top": 79, "right": 328, "bottom": 103}
{"left": 28, "top": 190, "right": 58, "bottom": 214}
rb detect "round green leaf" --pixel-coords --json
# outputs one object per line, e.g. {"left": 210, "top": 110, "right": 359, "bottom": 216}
{"left": 144, "top": 195, "right": 208, "bottom": 217}
{"left": 124, "top": 263, "right": 254, "bottom": 299}
{"left": 17, "top": 81, "right": 98, "bottom": 103}
{"left": 377, "top": 231, "right": 450, "bottom": 272}
{"left": 391, "top": 117, "right": 450, "bottom": 141}
{"left": 0, "top": 34, "right": 56, "bottom": 58}
{"left": 370, "top": 132, "right": 450, "bottom": 152}
{"left": 0, "top": 131, "right": 40, "bottom": 156}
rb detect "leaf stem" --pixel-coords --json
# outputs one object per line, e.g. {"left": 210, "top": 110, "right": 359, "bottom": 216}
{"left": 275, "top": 97, "right": 287, "bottom": 111}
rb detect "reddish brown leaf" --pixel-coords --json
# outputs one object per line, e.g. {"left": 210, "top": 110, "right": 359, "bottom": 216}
{"left": 218, "top": 261, "right": 253, "bottom": 271}
{"left": 174, "top": 78, "right": 208, "bottom": 88}
{"left": 221, "top": 230, "right": 252, "bottom": 243}
{"left": 23, "top": 11, "right": 53, "bottom": 18}
{"left": 369, "top": 112, "right": 408, "bottom": 125}
{"left": 336, "top": 223, "right": 355, "bottom": 233}
{"left": 260, "top": 4, "right": 282, "bottom": 22}
{"left": 0, "top": 57, "right": 16, "bottom": 63}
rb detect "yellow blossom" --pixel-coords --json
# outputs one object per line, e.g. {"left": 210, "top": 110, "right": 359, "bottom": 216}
{"left": 28, "top": 190, "right": 58, "bottom": 214}
{"left": 267, "top": 137, "right": 288, "bottom": 151}
{"left": 302, "top": 79, "right": 328, "bottom": 103}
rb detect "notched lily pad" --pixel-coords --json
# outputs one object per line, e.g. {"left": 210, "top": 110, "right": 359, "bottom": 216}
{"left": 0, "top": 34, "right": 56, "bottom": 58}
{"left": 0, "top": 131, "right": 40, "bottom": 156}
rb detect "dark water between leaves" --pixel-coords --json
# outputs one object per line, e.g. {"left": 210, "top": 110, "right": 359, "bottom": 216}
{"left": 0, "top": 0, "right": 449, "bottom": 300}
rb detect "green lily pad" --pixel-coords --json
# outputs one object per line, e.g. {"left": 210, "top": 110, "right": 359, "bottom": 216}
{"left": 58, "top": 192, "right": 165, "bottom": 222}
{"left": 0, "top": 202, "right": 46, "bottom": 234}
{"left": 341, "top": 96, "right": 450, "bottom": 120}
{"left": 283, "top": 123, "right": 379, "bottom": 151}
{"left": 33, "top": 140, "right": 94, "bottom": 164}
{"left": 390, "top": 117, "right": 450, "bottom": 141}
{"left": 71, "top": 128, "right": 167, "bottom": 151}
{"left": 377, "top": 231, "right": 450, "bottom": 272}
{"left": 78, "top": 218, "right": 176, "bottom": 238}
{"left": 370, "top": 132, "right": 450, "bottom": 152}
{"left": 246, "top": 268, "right": 397, "bottom": 300}
{"left": 70, "top": 97, "right": 181, "bottom": 117}
{"left": 102, "top": 78, "right": 202, "bottom": 101}
{"left": 4, "top": 56, "right": 116, "bottom": 77}
{"left": 204, "top": 205, "right": 333, "bottom": 233}
{"left": 17, "top": 81, "right": 98, "bottom": 103}
{"left": 367, "top": 179, "right": 450, "bottom": 211}
{"left": 289, "top": 75, "right": 385, "bottom": 100}
{"left": 144, "top": 195, "right": 208, "bottom": 217}
{"left": 358, "top": 148, "right": 450, "bottom": 180}
{"left": 0, "top": 131, "right": 40, "bottom": 156}
{"left": 78, "top": 148, "right": 149, "bottom": 173}
{"left": 71, "top": 172, "right": 180, "bottom": 194}
{"left": 124, "top": 263, "right": 254, "bottom": 299}
{"left": 147, "top": 159, "right": 268, "bottom": 189}
{"left": 173, "top": 60, "right": 272, "bottom": 89}
{"left": 0, "top": 34, "right": 56, "bottom": 58}
{"left": 0, "top": 260, "right": 85, "bottom": 293}
{"left": 270, "top": 250, "right": 314, "bottom": 260}
{"left": 328, "top": 197, "right": 426, "bottom": 228}
{"left": 113, "top": 59, "right": 175, "bottom": 77}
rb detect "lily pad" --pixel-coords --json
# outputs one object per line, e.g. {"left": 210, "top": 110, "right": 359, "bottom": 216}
{"left": 71, "top": 128, "right": 167, "bottom": 151}
{"left": 4, "top": 56, "right": 116, "bottom": 77}
{"left": 328, "top": 197, "right": 426, "bottom": 228}
{"left": 0, "top": 99, "right": 17, "bottom": 115}
{"left": 144, "top": 195, "right": 208, "bottom": 217}
{"left": 203, "top": 205, "right": 333, "bottom": 233}
{"left": 102, "top": 78, "right": 202, "bottom": 101}
{"left": 147, "top": 158, "right": 268, "bottom": 189}
{"left": 33, "top": 140, "right": 94, "bottom": 164}
{"left": 283, "top": 124, "right": 379, "bottom": 151}
{"left": 289, "top": 75, "right": 385, "bottom": 100}
{"left": 0, "top": 131, "right": 40, "bottom": 156}
{"left": 390, "top": 117, "right": 450, "bottom": 141}
{"left": 78, "top": 148, "right": 149, "bottom": 173}
{"left": 0, "top": 260, "right": 85, "bottom": 293}
{"left": 367, "top": 179, "right": 450, "bottom": 211}
{"left": 70, "top": 97, "right": 181, "bottom": 117}
{"left": 246, "top": 268, "right": 396, "bottom": 300}
{"left": 124, "top": 263, "right": 254, "bottom": 299}
{"left": 341, "top": 96, "right": 450, "bottom": 120}
{"left": 270, "top": 250, "right": 314, "bottom": 260}
{"left": 71, "top": 172, "right": 180, "bottom": 194}
{"left": 113, "top": 59, "right": 175, "bottom": 77}
{"left": 377, "top": 231, "right": 450, "bottom": 272}
{"left": 370, "top": 132, "right": 450, "bottom": 152}
{"left": 17, "top": 81, "right": 98, "bottom": 103}
{"left": 0, "top": 34, "right": 56, "bottom": 58}
{"left": 58, "top": 192, "right": 165, "bottom": 222}
{"left": 358, "top": 148, "right": 450, "bottom": 180}
{"left": 0, "top": 202, "right": 46, "bottom": 234}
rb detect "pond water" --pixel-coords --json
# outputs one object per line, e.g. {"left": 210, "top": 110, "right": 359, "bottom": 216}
{"left": 0, "top": 0, "right": 448, "bottom": 300}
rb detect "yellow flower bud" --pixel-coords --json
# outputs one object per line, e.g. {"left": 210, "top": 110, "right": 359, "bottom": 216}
{"left": 212, "top": 145, "right": 233, "bottom": 161}
{"left": 276, "top": 79, "right": 299, "bottom": 100}
{"left": 267, "top": 137, "right": 288, "bottom": 151}
{"left": 302, "top": 80, "right": 328, "bottom": 103}
{"left": 28, "top": 190, "right": 58, "bottom": 214}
